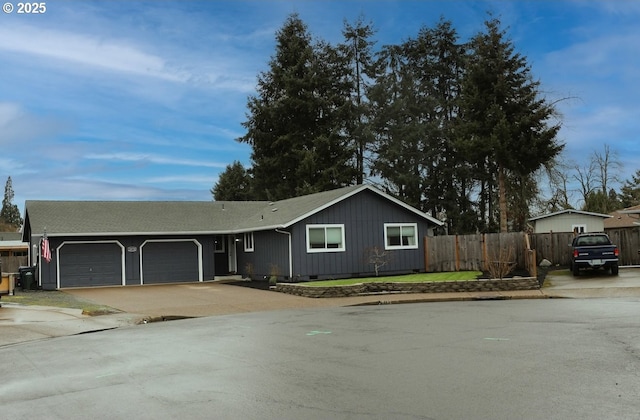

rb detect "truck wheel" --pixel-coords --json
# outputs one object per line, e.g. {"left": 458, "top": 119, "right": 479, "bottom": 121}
{"left": 572, "top": 264, "right": 580, "bottom": 276}
{"left": 611, "top": 264, "right": 619, "bottom": 275}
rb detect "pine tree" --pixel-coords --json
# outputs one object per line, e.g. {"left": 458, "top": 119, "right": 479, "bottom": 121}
{"left": 369, "top": 18, "right": 470, "bottom": 228}
{"left": 0, "top": 176, "right": 22, "bottom": 230}
{"left": 339, "top": 16, "right": 377, "bottom": 184}
{"left": 211, "top": 161, "right": 253, "bottom": 201}
{"left": 619, "top": 169, "right": 640, "bottom": 208}
{"left": 368, "top": 43, "right": 426, "bottom": 209}
{"left": 460, "top": 16, "right": 563, "bottom": 232}
{"left": 238, "top": 14, "right": 357, "bottom": 200}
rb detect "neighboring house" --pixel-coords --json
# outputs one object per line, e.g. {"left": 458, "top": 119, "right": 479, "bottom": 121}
{"left": 529, "top": 209, "right": 612, "bottom": 233}
{"left": 0, "top": 232, "right": 29, "bottom": 272}
{"left": 606, "top": 205, "right": 640, "bottom": 229}
{"left": 22, "top": 184, "right": 444, "bottom": 290}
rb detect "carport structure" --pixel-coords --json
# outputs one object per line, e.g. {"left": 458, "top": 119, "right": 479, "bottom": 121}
{"left": 22, "top": 201, "right": 263, "bottom": 290}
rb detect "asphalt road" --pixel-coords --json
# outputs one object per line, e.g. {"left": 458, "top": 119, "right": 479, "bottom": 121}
{"left": 1, "top": 298, "right": 639, "bottom": 420}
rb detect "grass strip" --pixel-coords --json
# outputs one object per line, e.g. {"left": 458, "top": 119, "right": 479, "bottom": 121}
{"left": 302, "top": 271, "right": 482, "bottom": 287}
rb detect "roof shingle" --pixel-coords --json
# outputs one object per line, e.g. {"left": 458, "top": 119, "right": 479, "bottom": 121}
{"left": 24, "top": 185, "right": 443, "bottom": 237}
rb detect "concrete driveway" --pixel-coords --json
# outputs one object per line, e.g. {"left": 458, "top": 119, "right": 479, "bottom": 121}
{"left": 543, "top": 266, "right": 640, "bottom": 298}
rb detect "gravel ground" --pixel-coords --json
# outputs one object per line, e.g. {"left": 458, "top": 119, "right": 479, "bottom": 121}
{"left": 1, "top": 288, "right": 120, "bottom": 315}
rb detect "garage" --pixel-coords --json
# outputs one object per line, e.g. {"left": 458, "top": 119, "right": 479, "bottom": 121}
{"left": 141, "top": 240, "right": 201, "bottom": 284}
{"left": 59, "top": 242, "right": 124, "bottom": 288}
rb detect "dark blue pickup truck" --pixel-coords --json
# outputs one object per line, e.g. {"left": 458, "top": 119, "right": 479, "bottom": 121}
{"left": 570, "top": 233, "right": 619, "bottom": 276}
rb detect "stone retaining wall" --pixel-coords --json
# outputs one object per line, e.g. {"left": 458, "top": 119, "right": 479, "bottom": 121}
{"left": 275, "top": 277, "right": 539, "bottom": 298}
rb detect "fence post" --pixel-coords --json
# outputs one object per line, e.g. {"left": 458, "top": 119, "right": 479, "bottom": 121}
{"left": 454, "top": 235, "right": 460, "bottom": 272}
{"left": 424, "top": 236, "right": 428, "bottom": 272}
{"left": 531, "top": 249, "right": 537, "bottom": 278}
{"left": 482, "top": 233, "right": 488, "bottom": 272}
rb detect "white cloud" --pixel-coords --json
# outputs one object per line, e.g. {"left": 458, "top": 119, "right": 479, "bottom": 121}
{"left": 0, "top": 24, "right": 188, "bottom": 82}
{"left": 144, "top": 174, "right": 218, "bottom": 184}
{"left": 0, "top": 102, "right": 69, "bottom": 146}
{"left": 84, "top": 152, "right": 227, "bottom": 169}
{"left": 16, "top": 176, "right": 209, "bottom": 202}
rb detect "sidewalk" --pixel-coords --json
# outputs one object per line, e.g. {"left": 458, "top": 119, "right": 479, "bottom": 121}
{"left": 0, "top": 282, "right": 546, "bottom": 347}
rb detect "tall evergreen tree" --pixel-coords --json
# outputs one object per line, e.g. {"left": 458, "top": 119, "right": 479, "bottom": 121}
{"left": 369, "top": 18, "right": 472, "bottom": 232}
{"left": 238, "top": 14, "right": 356, "bottom": 200}
{"left": 0, "top": 176, "right": 22, "bottom": 230}
{"left": 339, "top": 16, "right": 377, "bottom": 184}
{"left": 412, "top": 19, "right": 471, "bottom": 233}
{"left": 460, "top": 16, "right": 563, "bottom": 232}
{"left": 369, "top": 43, "right": 427, "bottom": 209}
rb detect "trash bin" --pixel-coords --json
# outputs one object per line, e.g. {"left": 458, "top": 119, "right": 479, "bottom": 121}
{"left": 19, "top": 266, "right": 37, "bottom": 290}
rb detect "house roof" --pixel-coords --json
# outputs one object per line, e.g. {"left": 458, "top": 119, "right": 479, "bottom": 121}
{"left": 0, "top": 232, "right": 23, "bottom": 241}
{"left": 0, "top": 233, "right": 27, "bottom": 250}
{"left": 529, "top": 209, "right": 613, "bottom": 222}
{"left": 23, "top": 184, "right": 443, "bottom": 238}
{"left": 605, "top": 204, "right": 640, "bottom": 228}
{"left": 618, "top": 205, "right": 640, "bottom": 215}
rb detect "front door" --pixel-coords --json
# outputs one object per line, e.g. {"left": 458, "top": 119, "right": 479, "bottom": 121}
{"left": 227, "top": 235, "right": 237, "bottom": 274}
{"left": 213, "top": 235, "right": 229, "bottom": 275}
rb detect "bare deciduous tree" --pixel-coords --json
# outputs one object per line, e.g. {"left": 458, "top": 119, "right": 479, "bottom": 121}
{"left": 592, "top": 144, "right": 622, "bottom": 196}
{"left": 487, "top": 246, "right": 516, "bottom": 279}
{"left": 364, "top": 246, "right": 393, "bottom": 276}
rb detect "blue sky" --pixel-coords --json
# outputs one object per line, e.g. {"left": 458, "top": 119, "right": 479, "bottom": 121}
{"left": 1, "top": 0, "right": 639, "bottom": 210}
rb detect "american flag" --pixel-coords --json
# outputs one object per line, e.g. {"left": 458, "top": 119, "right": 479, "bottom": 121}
{"left": 42, "top": 232, "right": 52, "bottom": 263}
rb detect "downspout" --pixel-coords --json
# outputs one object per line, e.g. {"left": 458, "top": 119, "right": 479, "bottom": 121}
{"left": 275, "top": 229, "right": 292, "bottom": 280}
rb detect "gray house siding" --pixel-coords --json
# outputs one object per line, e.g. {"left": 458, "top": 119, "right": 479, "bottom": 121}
{"left": 35, "top": 234, "right": 217, "bottom": 290}
{"left": 237, "top": 230, "right": 289, "bottom": 281}
{"left": 25, "top": 185, "right": 443, "bottom": 289}
{"left": 289, "top": 189, "right": 430, "bottom": 281}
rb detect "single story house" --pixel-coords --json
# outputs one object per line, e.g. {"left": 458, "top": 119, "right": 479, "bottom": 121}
{"left": 0, "top": 232, "right": 29, "bottom": 272}
{"left": 529, "top": 209, "right": 612, "bottom": 233}
{"left": 0, "top": 232, "right": 28, "bottom": 257}
{"left": 22, "top": 184, "right": 444, "bottom": 290}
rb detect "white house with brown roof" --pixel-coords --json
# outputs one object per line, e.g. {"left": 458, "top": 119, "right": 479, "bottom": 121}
{"left": 529, "top": 209, "right": 612, "bottom": 233}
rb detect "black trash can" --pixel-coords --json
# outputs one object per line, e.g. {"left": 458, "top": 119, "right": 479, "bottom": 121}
{"left": 19, "top": 266, "right": 37, "bottom": 290}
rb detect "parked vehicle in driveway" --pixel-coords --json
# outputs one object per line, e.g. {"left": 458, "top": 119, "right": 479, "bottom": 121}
{"left": 570, "top": 233, "right": 619, "bottom": 276}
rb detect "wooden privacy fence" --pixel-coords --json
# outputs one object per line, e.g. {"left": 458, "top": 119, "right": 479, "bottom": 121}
{"left": 425, "top": 228, "right": 640, "bottom": 274}
{"left": 1, "top": 256, "right": 28, "bottom": 273}
{"left": 424, "top": 232, "right": 534, "bottom": 274}
{"left": 530, "top": 228, "right": 640, "bottom": 267}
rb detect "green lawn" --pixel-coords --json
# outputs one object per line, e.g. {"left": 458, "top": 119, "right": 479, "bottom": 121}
{"left": 302, "top": 271, "right": 482, "bottom": 287}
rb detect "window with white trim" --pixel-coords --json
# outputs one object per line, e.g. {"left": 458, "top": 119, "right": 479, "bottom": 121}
{"left": 244, "top": 232, "right": 254, "bottom": 252}
{"left": 572, "top": 224, "right": 586, "bottom": 233}
{"left": 384, "top": 223, "right": 418, "bottom": 250}
{"left": 306, "top": 224, "right": 345, "bottom": 253}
